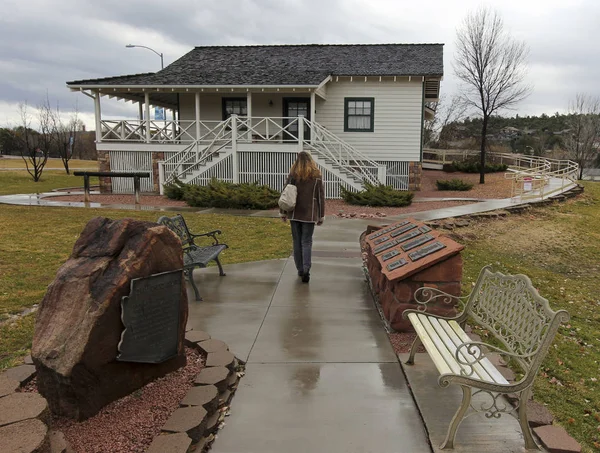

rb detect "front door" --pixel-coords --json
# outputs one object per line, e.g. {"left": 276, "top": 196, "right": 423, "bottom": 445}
{"left": 282, "top": 98, "right": 310, "bottom": 142}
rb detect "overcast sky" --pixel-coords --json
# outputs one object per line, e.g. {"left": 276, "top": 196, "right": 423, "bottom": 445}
{"left": 0, "top": 0, "right": 597, "bottom": 129}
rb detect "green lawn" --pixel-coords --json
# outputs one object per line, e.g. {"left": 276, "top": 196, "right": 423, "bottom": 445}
{"left": 0, "top": 168, "right": 291, "bottom": 370}
{"left": 0, "top": 170, "right": 98, "bottom": 195}
{"left": 456, "top": 182, "right": 600, "bottom": 452}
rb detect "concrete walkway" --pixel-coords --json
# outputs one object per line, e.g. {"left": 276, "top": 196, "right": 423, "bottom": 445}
{"left": 187, "top": 217, "right": 431, "bottom": 452}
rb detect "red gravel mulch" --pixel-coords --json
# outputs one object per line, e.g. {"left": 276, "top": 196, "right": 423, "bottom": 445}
{"left": 388, "top": 332, "right": 425, "bottom": 355}
{"left": 47, "top": 170, "right": 512, "bottom": 219}
{"left": 22, "top": 348, "right": 204, "bottom": 453}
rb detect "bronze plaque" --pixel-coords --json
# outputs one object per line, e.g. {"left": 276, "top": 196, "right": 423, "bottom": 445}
{"left": 118, "top": 270, "right": 183, "bottom": 363}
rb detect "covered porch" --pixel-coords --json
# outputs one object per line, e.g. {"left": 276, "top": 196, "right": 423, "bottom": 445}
{"left": 77, "top": 81, "right": 329, "bottom": 146}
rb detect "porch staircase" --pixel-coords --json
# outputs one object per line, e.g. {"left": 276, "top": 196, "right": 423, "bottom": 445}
{"left": 159, "top": 116, "right": 383, "bottom": 194}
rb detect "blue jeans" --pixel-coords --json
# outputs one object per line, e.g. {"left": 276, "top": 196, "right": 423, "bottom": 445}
{"left": 290, "top": 221, "right": 315, "bottom": 274}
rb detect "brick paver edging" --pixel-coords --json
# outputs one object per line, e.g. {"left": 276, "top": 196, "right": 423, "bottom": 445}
{"left": 0, "top": 330, "right": 245, "bottom": 453}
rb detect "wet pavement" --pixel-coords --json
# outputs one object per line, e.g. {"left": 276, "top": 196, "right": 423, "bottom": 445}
{"left": 188, "top": 249, "right": 431, "bottom": 452}
{"left": 2, "top": 178, "right": 574, "bottom": 451}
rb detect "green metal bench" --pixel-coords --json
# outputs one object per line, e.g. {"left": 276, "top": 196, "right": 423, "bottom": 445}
{"left": 158, "top": 214, "right": 228, "bottom": 301}
{"left": 403, "top": 265, "right": 569, "bottom": 450}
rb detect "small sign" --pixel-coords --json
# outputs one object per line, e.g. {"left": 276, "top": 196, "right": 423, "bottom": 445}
{"left": 387, "top": 258, "right": 408, "bottom": 271}
{"left": 373, "top": 236, "right": 390, "bottom": 245}
{"left": 401, "top": 234, "right": 435, "bottom": 252}
{"left": 154, "top": 107, "right": 165, "bottom": 121}
{"left": 381, "top": 249, "right": 400, "bottom": 261}
{"left": 408, "top": 241, "right": 446, "bottom": 262}
{"left": 523, "top": 177, "right": 533, "bottom": 191}
{"left": 118, "top": 270, "right": 183, "bottom": 363}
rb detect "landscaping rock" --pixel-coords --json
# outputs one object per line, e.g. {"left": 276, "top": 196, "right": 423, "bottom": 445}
{"left": 31, "top": 217, "right": 188, "bottom": 420}
{"left": 162, "top": 406, "right": 208, "bottom": 442}
{"left": 194, "top": 367, "right": 230, "bottom": 392}
{"left": 527, "top": 400, "right": 554, "bottom": 427}
{"left": 180, "top": 384, "right": 219, "bottom": 411}
{"left": 204, "top": 410, "right": 222, "bottom": 434}
{"left": 0, "top": 418, "right": 49, "bottom": 453}
{"left": 206, "top": 350, "right": 235, "bottom": 369}
{"left": 2, "top": 364, "right": 36, "bottom": 385}
{"left": 146, "top": 432, "right": 192, "bottom": 453}
{"left": 198, "top": 339, "right": 228, "bottom": 354}
{"left": 0, "top": 392, "right": 49, "bottom": 427}
{"left": 185, "top": 330, "right": 211, "bottom": 345}
{"left": 49, "top": 429, "right": 72, "bottom": 453}
{"left": 0, "top": 375, "right": 20, "bottom": 398}
{"left": 24, "top": 355, "right": 34, "bottom": 365}
{"left": 533, "top": 425, "right": 581, "bottom": 453}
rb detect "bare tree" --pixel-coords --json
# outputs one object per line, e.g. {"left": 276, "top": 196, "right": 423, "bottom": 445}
{"left": 434, "top": 95, "right": 469, "bottom": 148}
{"left": 50, "top": 102, "right": 83, "bottom": 174}
{"left": 454, "top": 7, "right": 531, "bottom": 183}
{"left": 13, "top": 104, "right": 48, "bottom": 182}
{"left": 564, "top": 94, "right": 600, "bottom": 179}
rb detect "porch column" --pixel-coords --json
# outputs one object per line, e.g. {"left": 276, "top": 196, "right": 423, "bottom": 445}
{"left": 171, "top": 109, "right": 176, "bottom": 138}
{"left": 246, "top": 91, "right": 252, "bottom": 141}
{"left": 94, "top": 92, "right": 102, "bottom": 142}
{"left": 310, "top": 92, "right": 316, "bottom": 144}
{"left": 298, "top": 115, "right": 304, "bottom": 153}
{"left": 144, "top": 92, "right": 150, "bottom": 143}
{"left": 195, "top": 92, "right": 201, "bottom": 140}
{"left": 231, "top": 114, "right": 239, "bottom": 183}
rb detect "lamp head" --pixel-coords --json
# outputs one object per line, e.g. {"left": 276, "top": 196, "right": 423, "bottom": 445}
{"left": 126, "top": 44, "right": 135, "bottom": 48}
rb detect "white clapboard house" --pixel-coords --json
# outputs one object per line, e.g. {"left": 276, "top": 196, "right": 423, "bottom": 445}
{"left": 67, "top": 44, "right": 443, "bottom": 197}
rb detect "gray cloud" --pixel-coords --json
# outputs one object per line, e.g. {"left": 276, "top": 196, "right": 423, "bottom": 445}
{"left": 0, "top": 0, "right": 597, "bottom": 127}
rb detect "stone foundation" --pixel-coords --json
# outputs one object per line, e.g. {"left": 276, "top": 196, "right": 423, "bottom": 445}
{"left": 408, "top": 161, "right": 422, "bottom": 191}
{"left": 367, "top": 252, "right": 462, "bottom": 331}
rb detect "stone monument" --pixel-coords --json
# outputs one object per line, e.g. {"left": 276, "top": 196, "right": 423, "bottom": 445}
{"left": 32, "top": 217, "right": 188, "bottom": 420}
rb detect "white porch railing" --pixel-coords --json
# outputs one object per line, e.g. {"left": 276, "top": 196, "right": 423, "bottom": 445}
{"left": 100, "top": 119, "right": 232, "bottom": 143}
{"left": 158, "top": 116, "right": 385, "bottom": 191}
{"left": 422, "top": 148, "right": 579, "bottom": 200}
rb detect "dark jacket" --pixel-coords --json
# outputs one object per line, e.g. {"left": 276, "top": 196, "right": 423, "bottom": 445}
{"left": 282, "top": 175, "right": 325, "bottom": 223}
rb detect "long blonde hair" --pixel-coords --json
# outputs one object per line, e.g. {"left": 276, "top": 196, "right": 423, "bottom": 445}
{"left": 290, "top": 151, "right": 321, "bottom": 181}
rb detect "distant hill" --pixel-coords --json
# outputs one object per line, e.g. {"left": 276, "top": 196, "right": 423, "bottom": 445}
{"left": 435, "top": 113, "right": 577, "bottom": 155}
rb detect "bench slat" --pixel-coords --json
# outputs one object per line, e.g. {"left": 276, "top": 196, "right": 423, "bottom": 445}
{"left": 446, "top": 320, "right": 509, "bottom": 385}
{"left": 429, "top": 317, "right": 498, "bottom": 383}
{"left": 416, "top": 316, "right": 468, "bottom": 377}
{"left": 408, "top": 313, "right": 509, "bottom": 386}
{"left": 408, "top": 313, "right": 454, "bottom": 376}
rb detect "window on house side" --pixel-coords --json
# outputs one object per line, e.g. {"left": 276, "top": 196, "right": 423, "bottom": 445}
{"left": 344, "top": 98, "right": 374, "bottom": 132}
{"left": 222, "top": 98, "right": 247, "bottom": 120}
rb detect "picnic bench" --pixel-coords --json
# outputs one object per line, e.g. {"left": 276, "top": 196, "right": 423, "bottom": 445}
{"left": 73, "top": 171, "right": 150, "bottom": 204}
{"left": 403, "top": 265, "right": 569, "bottom": 450}
{"left": 157, "top": 214, "right": 228, "bottom": 301}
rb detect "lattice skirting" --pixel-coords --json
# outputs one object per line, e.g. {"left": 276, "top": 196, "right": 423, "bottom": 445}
{"left": 102, "top": 150, "right": 422, "bottom": 197}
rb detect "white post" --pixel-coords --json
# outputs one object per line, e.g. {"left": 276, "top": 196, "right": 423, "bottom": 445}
{"left": 377, "top": 165, "right": 387, "bottom": 184}
{"left": 246, "top": 91, "right": 252, "bottom": 142}
{"left": 231, "top": 114, "right": 239, "bottom": 183}
{"left": 298, "top": 115, "right": 304, "bottom": 153}
{"left": 158, "top": 162, "right": 165, "bottom": 195}
{"left": 171, "top": 109, "right": 176, "bottom": 140}
{"left": 195, "top": 92, "right": 201, "bottom": 140}
{"left": 310, "top": 92, "right": 316, "bottom": 144}
{"left": 94, "top": 92, "right": 102, "bottom": 142}
{"left": 144, "top": 92, "right": 150, "bottom": 143}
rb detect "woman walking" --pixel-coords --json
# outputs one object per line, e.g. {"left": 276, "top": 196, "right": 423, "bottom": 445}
{"left": 281, "top": 151, "right": 325, "bottom": 283}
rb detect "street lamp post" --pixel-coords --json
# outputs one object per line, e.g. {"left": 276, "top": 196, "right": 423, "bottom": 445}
{"left": 125, "top": 44, "right": 164, "bottom": 69}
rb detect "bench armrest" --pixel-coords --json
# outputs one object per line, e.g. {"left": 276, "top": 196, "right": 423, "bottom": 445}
{"left": 454, "top": 340, "right": 537, "bottom": 378}
{"left": 190, "top": 230, "right": 223, "bottom": 245}
{"left": 412, "top": 286, "right": 468, "bottom": 314}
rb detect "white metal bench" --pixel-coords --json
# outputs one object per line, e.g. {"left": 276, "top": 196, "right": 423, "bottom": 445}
{"left": 403, "top": 265, "right": 569, "bottom": 450}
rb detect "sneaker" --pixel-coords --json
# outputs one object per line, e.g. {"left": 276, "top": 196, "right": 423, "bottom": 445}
{"left": 298, "top": 270, "right": 303, "bottom": 277}
{"left": 301, "top": 272, "right": 310, "bottom": 283}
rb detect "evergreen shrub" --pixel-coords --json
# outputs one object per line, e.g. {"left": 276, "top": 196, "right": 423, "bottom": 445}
{"left": 164, "top": 178, "right": 280, "bottom": 210}
{"left": 340, "top": 182, "right": 413, "bottom": 207}
{"left": 436, "top": 179, "right": 474, "bottom": 191}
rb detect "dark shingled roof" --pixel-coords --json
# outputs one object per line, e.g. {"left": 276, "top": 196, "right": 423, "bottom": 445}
{"left": 67, "top": 44, "right": 444, "bottom": 86}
